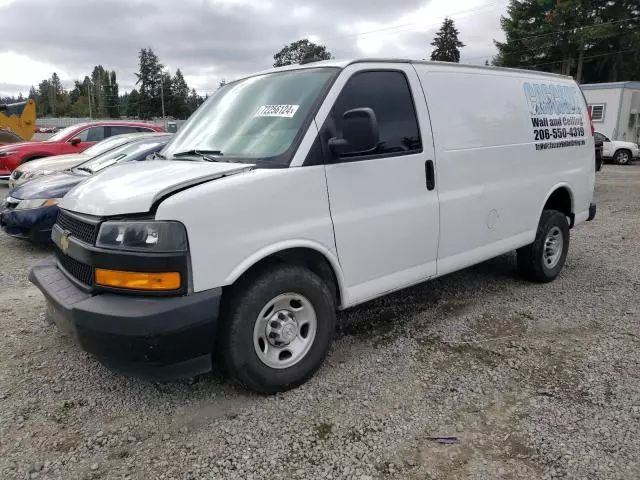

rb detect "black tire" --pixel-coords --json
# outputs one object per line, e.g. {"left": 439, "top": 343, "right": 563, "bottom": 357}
{"left": 614, "top": 149, "right": 631, "bottom": 165}
{"left": 219, "top": 264, "right": 336, "bottom": 394}
{"left": 517, "top": 210, "right": 570, "bottom": 283}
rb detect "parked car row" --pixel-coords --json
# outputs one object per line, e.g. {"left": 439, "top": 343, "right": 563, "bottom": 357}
{"left": 0, "top": 120, "right": 164, "bottom": 180}
{"left": 1, "top": 132, "right": 171, "bottom": 243}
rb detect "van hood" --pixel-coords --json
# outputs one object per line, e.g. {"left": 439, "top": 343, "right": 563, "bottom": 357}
{"left": 17, "top": 153, "right": 90, "bottom": 174}
{"left": 60, "top": 160, "right": 254, "bottom": 216}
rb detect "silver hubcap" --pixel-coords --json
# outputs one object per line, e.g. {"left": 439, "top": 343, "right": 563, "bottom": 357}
{"left": 543, "top": 226, "right": 564, "bottom": 269}
{"left": 253, "top": 293, "right": 317, "bottom": 369}
{"left": 617, "top": 152, "right": 629, "bottom": 164}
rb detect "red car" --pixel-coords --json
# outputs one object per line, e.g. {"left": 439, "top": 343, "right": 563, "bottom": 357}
{"left": 0, "top": 121, "right": 164, "bottom": 180}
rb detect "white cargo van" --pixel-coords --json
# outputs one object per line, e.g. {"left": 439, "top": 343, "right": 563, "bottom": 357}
{"left": 30, "top": 59, "right": 596, "bottom": 393}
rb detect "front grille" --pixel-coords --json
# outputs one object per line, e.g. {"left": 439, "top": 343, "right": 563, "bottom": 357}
{"left": 55, "top": 247, "right": 94, "bottom": 287}
{"left": 57, "top": 210, "right": 99, "bottom": 245}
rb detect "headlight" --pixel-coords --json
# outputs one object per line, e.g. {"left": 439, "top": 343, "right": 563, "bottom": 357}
{"left": 22, "top": 170, "right": 51, "bottom": 181}
{"left": 96, "top": 221, "right": 187, "bottom": 252}
{"left": 0, "top": 150, "right": 19, "bottom": 158}
{"left": 14, "top": 198, "right": 60, "bottom": 210}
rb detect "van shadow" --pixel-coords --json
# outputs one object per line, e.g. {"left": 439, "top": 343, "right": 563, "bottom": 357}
{"left": 336, "top": 252, "right": 521, "bottom": 341}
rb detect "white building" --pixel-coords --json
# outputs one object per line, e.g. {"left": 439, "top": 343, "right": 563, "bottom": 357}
{"left": 581, "top": 81, "right": 640, "bottom": 144}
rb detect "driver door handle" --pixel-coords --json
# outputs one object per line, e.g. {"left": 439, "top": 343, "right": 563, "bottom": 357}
{"left": 425, "top": 160, "right": 435, "bottom": 191}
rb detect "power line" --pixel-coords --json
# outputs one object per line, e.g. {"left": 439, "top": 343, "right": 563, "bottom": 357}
{"left": 319, "top": 1, "right": 506, "bottom": 42}
{"left": 506, "top": 15, "right": 639, "bottom": 45}
{"left": 525, "top": 48, "right": 639, "bottom": 69}
{"left": 463, "top": 16, "right": 640, "bottom": 62}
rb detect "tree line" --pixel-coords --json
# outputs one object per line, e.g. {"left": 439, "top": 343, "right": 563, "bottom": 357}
{"left": 3, "top": 3, "right": 637, "bottom": 117}
{"left": 494, "top": 0, "right": 639, "bottom": 83}
{"left": 2, "top": 49, "right": 209, "bottom": 120}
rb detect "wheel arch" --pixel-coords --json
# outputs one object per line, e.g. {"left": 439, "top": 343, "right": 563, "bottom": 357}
{"left": 540, "top": 184, "right": 575, "bottom": 227}
{"left": 224, "top": 241, "right": 346, "bottom": 308}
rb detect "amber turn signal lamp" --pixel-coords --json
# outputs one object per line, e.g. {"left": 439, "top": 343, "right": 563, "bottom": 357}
{"left": 95, "top": 269, "right": 181, "bottom": 291}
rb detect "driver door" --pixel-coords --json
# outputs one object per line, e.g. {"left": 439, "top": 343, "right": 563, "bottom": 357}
{"left": 69, "top": 126, "right": 106, "bottom": 151}
{"left": 321, "top": 65, "right": 439, "bottom": 305}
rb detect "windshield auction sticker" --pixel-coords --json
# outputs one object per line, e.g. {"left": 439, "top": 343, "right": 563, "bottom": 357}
{"left": 254, "top": 105, "right": 300, "bottom": 118}
{"left": 523, "top": 83, "right": 586, "bottom": 151}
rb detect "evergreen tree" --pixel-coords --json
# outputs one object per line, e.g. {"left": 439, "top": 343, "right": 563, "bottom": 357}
{"left": 273, "top": 39, "right": 332, "bottom": 67}
{"left": 106, "top": 71, "right": 120, "bottom": 118}
{"left": 127, "top": 89, "right": 141, "bottom": 118}
{"left": 171, "top": 69, "right": 190, "bottom": 119}
{"left": 430, "top": 18, "right": 465, "bottom": 63}
{"left": 135, "top": 48, "right": 164, "bottom": 119}
{"left": 494, "top": 0, "right": 640, "bottom": 83}
{"left": 28, "top": 86, "right": 37, "bottom": 100}
{"left": 187, "top": 88, "right": 204, "bottom": 114}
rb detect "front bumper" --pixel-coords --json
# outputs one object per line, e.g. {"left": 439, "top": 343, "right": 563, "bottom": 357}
{"left": 0, "top": 205, "right": 58, "bottom": 244}
{"left": 29, "top": 260, "right": 222, "bottom": 380}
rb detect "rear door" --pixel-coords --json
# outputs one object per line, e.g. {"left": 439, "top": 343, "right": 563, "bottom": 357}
{"left": 320, "top": 64, "right": 439, "bottom": 305}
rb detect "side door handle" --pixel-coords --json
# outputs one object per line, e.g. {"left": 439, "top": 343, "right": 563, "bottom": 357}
{"left": 425, "top": 160, "right": 435, "bottom": 191}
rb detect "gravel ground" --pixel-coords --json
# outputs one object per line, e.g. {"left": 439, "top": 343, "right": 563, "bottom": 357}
{"left": 1, "top": 165, "right": 639, "bottom": 480}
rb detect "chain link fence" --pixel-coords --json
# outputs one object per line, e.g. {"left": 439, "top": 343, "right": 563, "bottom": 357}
{"left": 36, "top": 117, "right": 166, "bottom": 129}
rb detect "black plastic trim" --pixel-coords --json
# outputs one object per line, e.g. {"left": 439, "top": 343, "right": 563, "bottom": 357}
{"left": 29, "top": 261, "right": 220, "bottom": 380}
{"left": 51, "top": 224, "right": 189, "bottom": 296}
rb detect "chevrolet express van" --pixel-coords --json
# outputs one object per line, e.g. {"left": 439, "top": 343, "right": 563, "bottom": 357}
{"left": 30, "top": 59, "right": 597, "bottom": 393}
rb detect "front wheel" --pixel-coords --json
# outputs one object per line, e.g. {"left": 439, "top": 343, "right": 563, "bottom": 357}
{"left": 517, "top": 210, "right": 570, "bottom": 283}
{"left": 614, "top": 149, "right": 631, "bottom": 165}
{"left": 219, "top": 264, "right": 336, "bottom": 394}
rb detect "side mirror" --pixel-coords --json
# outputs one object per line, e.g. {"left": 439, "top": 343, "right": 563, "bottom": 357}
{"left": 328, "top": 107, "right": 379, "bottom": 156}
{"left": 70, "top": 137, "right": 81, "bottom": 146}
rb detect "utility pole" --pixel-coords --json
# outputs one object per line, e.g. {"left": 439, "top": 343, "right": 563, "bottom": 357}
{"left": 50, "top": 85, "right": 56, "bottom": 116}
{"left": 88, "top": 83, "right": 93, "bottom": 119}
{"left": 160, "top": 77, "right": 166, "bottom": 130}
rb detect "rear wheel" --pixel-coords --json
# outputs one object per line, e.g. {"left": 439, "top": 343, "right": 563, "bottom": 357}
{"left": 517, "top": 210, "right": 570, "bottom": 283}
{"left": 614, "top": 149, "right": 631, "bottom": 165}
{"left": 219, "top": 264, "right": 336, "bottom": 394}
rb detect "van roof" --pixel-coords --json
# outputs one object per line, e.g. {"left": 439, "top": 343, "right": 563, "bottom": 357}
{"left": 249, "top": 58, "right": 572, "bottom": 80}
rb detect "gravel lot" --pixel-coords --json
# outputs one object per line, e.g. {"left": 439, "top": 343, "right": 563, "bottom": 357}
{"left": 1, "top": 166, "right": 639, "bottom": 480}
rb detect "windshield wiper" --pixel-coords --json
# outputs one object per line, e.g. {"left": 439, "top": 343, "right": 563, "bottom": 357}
{"left": 172, "top": 149, "right": 224, "bottom": 162}
{"left": 153, "top": 152, "right": 167, "bottom": 160}
{"left": 74, "top": 166, "right": 93, "bottom": 174}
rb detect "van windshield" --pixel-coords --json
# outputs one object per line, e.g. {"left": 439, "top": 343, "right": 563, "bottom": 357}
{"left": 162, "top": 67, "right": 338, "bottom": 165}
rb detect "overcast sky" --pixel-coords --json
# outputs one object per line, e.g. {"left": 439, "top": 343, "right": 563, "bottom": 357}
{"left": 0, "top": 0, "right": 508, "bottom": 97}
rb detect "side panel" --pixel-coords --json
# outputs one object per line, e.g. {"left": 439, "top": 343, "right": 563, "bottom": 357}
{"left": 415, "top": 65, "right": 594, "bottom": 275}
{"left": 155, "top": 166, "right": 338, "bottom": 295}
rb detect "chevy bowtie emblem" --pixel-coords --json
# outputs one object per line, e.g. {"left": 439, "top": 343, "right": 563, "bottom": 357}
{"left": 60, "top": 232, "right": 70, "bottom": 253}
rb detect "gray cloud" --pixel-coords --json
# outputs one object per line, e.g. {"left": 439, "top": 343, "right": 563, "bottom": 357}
{"left": 0, "top": 0, "right": 506, "bottom": 95}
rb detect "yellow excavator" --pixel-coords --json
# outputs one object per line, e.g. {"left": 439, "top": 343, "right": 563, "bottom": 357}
{"left": 0, "top": 99, "right": 37, "bottom": 144}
